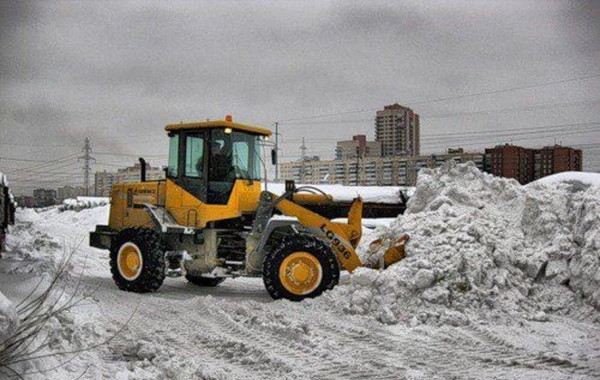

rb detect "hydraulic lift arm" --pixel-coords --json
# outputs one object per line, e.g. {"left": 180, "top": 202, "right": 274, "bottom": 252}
{"left": 272, "top": 193, "right": 364, "bottom": 272}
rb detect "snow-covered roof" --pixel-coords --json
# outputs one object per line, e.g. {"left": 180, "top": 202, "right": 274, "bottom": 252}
{"left": 530, "top": 171, "right": 600, "bottom": 187}
{"left": 263, "top": 183, "right": 414, "bottom": 204}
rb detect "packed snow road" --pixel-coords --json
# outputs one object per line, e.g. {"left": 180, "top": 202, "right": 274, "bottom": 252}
{"left": 2, "top": 166, "right": 600, "bottom": 379}
{"left": 3, "top": 265, "right": 599, "bottom": 380}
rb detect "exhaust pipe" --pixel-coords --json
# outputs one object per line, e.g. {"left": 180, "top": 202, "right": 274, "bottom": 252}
{"left": 139, "top": 157, "right": 146, "bottom": 182}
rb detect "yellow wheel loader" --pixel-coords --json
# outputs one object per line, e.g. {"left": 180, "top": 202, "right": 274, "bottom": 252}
{"left": 90, "top": 118, "right": 408, "bottom": 301}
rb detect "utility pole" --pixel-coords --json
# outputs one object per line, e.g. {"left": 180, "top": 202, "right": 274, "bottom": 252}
{"left": 355, "top": 146, "right": 360, "bottom": 186}
{"left": 78, "top": 138, "right": 96, "bottom": 196}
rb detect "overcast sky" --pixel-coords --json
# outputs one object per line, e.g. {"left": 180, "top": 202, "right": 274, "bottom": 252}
{"left": 1, "top": 0, "right": 599, "bottom": 194}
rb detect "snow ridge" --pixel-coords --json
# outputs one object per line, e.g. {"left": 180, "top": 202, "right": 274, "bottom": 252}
{"left": 319, "top": 161, "right": 600, "bottom": 325}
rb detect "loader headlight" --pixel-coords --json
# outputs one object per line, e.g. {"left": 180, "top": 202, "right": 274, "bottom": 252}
{"left": 224, "top": 127, "right": 233, "bottom": 134}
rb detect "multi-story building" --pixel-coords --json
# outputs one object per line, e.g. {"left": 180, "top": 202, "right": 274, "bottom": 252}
{"left": 114, "top": 163, "right": 164, "bottom": 184}
{"left": 335, "top": 135, "right": 382, "bottom": 160}
{"left": 57, "top": 185, "right": 87, "bottom": 201}
{"left": 94, "top": 170, "right": 116, "bottom": 197}
{"left": 484, "top": 145, "right": 535, "bottom": 184}
{"left": 535, "top": 145, "right": 582, "bottom": 179}
{"left": 280, "top": 151, "right": 483, "bottom": 186}
{"left": 32, "top": 188, "right": 57, "bottom": 207}
{"left": 375, "top": 103, "right": 420, "bottom": 157}
{"left": 484, "top": 144, "right": 582, "bottom": 184}
{"left": 14, "top": 196, "right": 36, "bottom": 208}
{"left": 94, "top": 163, "right": 165, "bottom": 197}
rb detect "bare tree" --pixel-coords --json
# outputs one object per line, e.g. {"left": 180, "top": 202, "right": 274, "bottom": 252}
{"left": 0, "top": 241, "right": 137, "bottom": 379}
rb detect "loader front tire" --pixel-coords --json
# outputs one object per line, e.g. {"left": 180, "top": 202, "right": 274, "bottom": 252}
{"left": 110, "top": 228, "right": 165, "bottom": 293}
{"left": 263, "top": 235, "right": 339, "bottom": 301}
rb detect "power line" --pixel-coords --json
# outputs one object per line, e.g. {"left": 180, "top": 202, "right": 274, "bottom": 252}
{"left": 282, "top": 121, "right": 599, "bottom": 144}
{"left": 275, "top": 73, "right": 600, "bottom": 123}
{"left": 3, "top": 153, "right": 79, "bottom": 175}
{"left": 283, "top": 99, "right": 600, "bottom": 126}
{"left": 94, "top": 152, "right": 167, "bottom": 158}
{"left": 280, "top": 122, "right": 600, "bottom": 160}
{"left": 0, "top": 157, "right": 56, "bottom": 163}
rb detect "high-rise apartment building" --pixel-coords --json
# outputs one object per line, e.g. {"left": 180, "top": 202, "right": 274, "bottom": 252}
{"left": 375, "top": 103, "right": 420, "bottom": 157}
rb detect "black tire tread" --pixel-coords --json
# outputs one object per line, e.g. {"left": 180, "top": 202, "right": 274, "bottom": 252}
{"left": 263, "top": 234, "right": 339, "bottom": 301}
{"left": 110, "top": 227, "right": 165, "bottom": 293}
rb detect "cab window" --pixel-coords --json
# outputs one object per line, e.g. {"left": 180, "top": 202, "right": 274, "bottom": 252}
{"left": 185, "top": 135, "right": 204, "bottom": 178}
{"left": 231, "top": 131, "right": 262, "bottom": 180}
{"left": 167, "top": 133, "right": 179, "bottom": 177}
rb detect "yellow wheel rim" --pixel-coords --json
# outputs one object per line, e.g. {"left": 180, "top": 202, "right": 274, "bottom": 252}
{"left": 117, "top": 242, "right": 143, "bottom": 280}
{"left": 279, "top": 252, "right": 322, "bottom": 295}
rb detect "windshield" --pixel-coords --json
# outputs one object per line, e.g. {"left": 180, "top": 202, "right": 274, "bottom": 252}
{"left": 230, "top": 131, "right": 262, "bottom": 181}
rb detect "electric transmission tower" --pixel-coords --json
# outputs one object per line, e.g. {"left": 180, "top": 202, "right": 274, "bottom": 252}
{"left": 300, "top": 137, "right": 307, "bottom": 161}
{"left": 78, "top": 138, "right": 96, "bottom": 196}
{"left": 299, "top": 137, "right": 307, "bottom": 183}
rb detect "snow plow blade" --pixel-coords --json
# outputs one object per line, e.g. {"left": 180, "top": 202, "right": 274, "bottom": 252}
{"left": 368, "top": 234, "right": 409, "bottom": 269}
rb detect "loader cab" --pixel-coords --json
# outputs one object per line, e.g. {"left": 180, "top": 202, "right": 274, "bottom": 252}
{"left": 165, "top": 119, "right": 270, "bottom": 205}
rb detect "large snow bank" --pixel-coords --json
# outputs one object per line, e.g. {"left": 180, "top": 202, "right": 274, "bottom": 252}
{"left": 265, "top": 183, "right": 414, "bottom": 204}
{"left": 319, "top": 161, "right": 600, "bottom": 325}
{"left": 4, "top": 206, "right": 110, "bottom": 276}
{"left": 529, "top": 171, "right": 600, "bottom": 187}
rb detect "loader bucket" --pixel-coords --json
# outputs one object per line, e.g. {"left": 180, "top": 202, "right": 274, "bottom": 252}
{"left": 368, "top": 234, "right": 409, "bottom": 269}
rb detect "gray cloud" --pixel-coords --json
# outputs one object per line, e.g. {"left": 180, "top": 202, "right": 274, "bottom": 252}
{"left": 1, "top": 0, "right": 598, "bottom": 193}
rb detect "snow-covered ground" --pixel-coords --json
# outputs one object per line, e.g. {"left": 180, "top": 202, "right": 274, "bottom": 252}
{"left": 1, "top": 163, "right": 599, "bottom": 379}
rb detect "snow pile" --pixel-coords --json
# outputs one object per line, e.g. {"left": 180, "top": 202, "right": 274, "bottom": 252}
{"left": 4, "top": 206, "right": 110, "bottom": 276}
{"left": 320, "top": 161, "right": 600, "bottom": 325}
{"left": 531, "top": 171, "right": 600, "bottom": 187}
{"left": 60, "top": 197, "right": 109, "bottom": 211}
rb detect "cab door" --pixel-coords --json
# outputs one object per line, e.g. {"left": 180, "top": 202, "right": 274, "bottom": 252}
{"left": 183, "top": 131, "right": 209, "bottom": 202}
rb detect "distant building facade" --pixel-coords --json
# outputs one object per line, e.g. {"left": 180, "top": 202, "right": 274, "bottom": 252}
{"left": 15, "top": 196, "right": 36, "bottom": 208}
{"left": 375, "top": 103, "right": 420, "bottom": 157}
{"left": 57, "top": 185, "right": 86, "bottom": 201}
{"left": 536, "top": 145, "right": 583, "bottom": 179}
{"left": 335, "top": 135, "right": 382, "bottom": 160}
{"left": 94, "top": 171, "right": 116, "bottom": 197}
{"left": 94, "top": 163, "right": 165, "bottom": 197}
{"left": 280, "top": 151, "right": 483, "bottom": 186}
{"left": 32, "top": 188, "right": 57, "bottom": 207}
{"left": 484, "top": 144, "right": 582, "bottom": 184}
{"left": 484, "top": 145, "right": 535, "bottom": 184}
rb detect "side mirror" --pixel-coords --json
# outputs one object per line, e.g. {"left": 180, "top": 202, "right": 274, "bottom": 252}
{"left": 271, "top": 149, "right": 277, "bottom": 165}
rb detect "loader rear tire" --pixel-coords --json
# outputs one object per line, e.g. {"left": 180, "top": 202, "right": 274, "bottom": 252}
{"left": 110, "top": 227, "right": 165, "bottom": 293}
{"left": 263, "top": 235, "right": 339, "bottom": 301}
{"left": 185, "top": 274, "right": 226, "bottom": 287}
